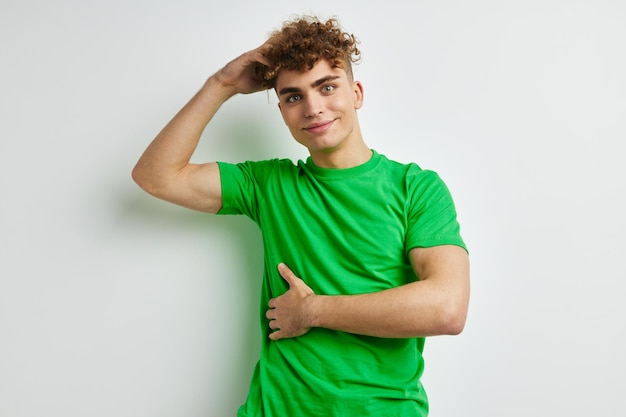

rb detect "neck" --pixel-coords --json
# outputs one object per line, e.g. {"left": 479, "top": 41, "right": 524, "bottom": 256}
{"left": 309, "top": 141, "right": 372, "bottom": 169}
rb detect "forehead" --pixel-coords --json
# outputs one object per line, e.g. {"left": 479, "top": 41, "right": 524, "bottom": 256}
{"left": 275, "top": 59, "right": 349, "bottom": 90}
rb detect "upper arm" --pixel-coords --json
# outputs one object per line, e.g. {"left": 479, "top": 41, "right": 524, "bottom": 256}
{"left": 134, "top": 161, "right": 223, "bottom": 214}
{"left": 176, "top": 162, "right": 223, "bottom": 213}
{"left": 409, "top": 245, "right": 470, "bottom": 324}
{"left": 410, "top": 244, "right": 469, "bottom": 282}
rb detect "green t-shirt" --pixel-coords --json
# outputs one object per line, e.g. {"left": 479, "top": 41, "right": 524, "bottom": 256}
{"left": 217, "top": 150, "right": 466, "bottom": 417}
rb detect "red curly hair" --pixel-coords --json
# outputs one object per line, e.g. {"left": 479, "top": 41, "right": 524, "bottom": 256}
{"left": 257, "top": 16, "right": 361, "bottom": 89}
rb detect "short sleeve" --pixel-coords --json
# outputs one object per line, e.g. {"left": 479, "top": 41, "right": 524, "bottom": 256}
{"left": 216, "top": 161, "right": 261, "bottom": 223}
{"left": 405, "top": 169, "right": 467, "bottom": 253}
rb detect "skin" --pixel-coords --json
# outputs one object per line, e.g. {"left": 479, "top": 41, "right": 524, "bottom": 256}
{"left": 132, "top": 40, "right": 470, "bottom": 342}
{"left": 275, "top": 59, "right": 371, "bottom": 168}
{"left": 132, "top": 43, "right": 272, "bottom": 213}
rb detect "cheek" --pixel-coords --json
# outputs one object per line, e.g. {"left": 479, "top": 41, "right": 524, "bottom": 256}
{"left": 280, "top": 109, "right": 298, "bottom": 126}
{"left": 330, "top": 95, "right": 352, "bottom": 111}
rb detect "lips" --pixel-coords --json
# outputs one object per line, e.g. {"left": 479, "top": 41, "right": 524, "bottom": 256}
{"left": 304, "top": 120, "right": 334, "bottom": 134}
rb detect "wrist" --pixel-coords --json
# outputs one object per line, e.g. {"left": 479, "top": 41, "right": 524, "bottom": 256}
{"left": 307, "top": 294, "right": 327, "bottom": 329}
{"left": 203, "top": 73, "right": 237, "bottom": 100}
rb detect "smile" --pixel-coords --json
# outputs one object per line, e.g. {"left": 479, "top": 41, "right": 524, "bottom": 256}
{"left": 304, "top": 120, "right": 334, "bottom": 134}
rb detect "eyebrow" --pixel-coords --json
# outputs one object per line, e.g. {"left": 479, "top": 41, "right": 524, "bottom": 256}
{"left": 278, "top": 75, "right": 341, "bottom": 96}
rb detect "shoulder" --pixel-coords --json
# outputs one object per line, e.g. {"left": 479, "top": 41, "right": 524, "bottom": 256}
{"left": 375, "top": 152, "right": 443, "bottom": 186}
{"left": 375, "top": 153, "right": 455, "bottom": 211}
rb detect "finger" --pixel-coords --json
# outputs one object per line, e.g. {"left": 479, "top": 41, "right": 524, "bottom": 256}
{"left": 269, "top": 330, "right": 283, "bottom": 341}
{"left": 277, "top": 263, "right": 299, "bottom": 287}
{"left": 252, "top": 44, "right": 273, "bottom": 66}
{"left": 241, "top": 42, "right": 272, "bottom": 69}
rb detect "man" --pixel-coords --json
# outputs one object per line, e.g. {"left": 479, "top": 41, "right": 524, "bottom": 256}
{"left": 133, "top": 15, "right": 469, "bottom": 417}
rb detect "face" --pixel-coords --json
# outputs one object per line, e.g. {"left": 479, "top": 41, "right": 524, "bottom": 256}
{"left": 275, "top": 59, "right": 364, "bottom": 159}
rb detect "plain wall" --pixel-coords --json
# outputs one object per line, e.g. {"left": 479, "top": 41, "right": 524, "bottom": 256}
{"left": 1, "top": 0, "right": 624, "bottom": 416}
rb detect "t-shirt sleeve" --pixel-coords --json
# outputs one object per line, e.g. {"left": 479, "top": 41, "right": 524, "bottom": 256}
{"left": 215, "top": 161, "right": 261, "bottom": 223}
{"left": 405, "top": 169, "right": 467, "bottom": 253}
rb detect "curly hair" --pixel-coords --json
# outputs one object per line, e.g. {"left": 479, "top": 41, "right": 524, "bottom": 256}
{"left": 257, "top": 16, "right": 361, "bottom": 89}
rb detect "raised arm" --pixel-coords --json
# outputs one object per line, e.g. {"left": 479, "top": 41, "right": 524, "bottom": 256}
{"left": 266, "top": 244, "right": 470, "bottom": 339}
{"left": 131, "top": 43, "right": 272, "bottom": 213}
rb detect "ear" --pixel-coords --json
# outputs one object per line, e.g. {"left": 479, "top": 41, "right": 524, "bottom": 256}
{"left": 353, "top": 81, "right": 364, "bottom": 110}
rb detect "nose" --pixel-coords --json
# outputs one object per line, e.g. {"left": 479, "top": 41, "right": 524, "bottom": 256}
{"left": 303, "top": 95, "right": 323, "bottom": 118}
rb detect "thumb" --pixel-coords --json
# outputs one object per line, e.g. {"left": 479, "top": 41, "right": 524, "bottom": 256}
{"left": 277, "top": 263, "right": 299, "bottom": 287}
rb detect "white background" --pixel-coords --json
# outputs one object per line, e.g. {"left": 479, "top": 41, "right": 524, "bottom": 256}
{"left": 1, "top": 1, "right": 624, "bottom": 416}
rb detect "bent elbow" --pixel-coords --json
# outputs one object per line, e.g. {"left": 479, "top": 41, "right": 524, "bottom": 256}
{"left": 131, "top": 166, "right": 149, "bottom": 192}
{"left": 439, "top": 304, "right": 468, "bottom": 336}
{"left": 131, "top": 165, "right": 144, "bottom": 187}
{"left": 445, "top": 315, "right": 466, "bottom": 336}
{"left": 131, "top": 164, "right": 160, "bottom": 196}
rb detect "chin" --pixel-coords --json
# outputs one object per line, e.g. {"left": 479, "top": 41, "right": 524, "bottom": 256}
{"left": 302, "top": 137, "right": 342, "bottom": 152}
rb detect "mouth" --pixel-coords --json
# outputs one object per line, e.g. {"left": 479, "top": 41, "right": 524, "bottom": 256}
{"left": 303, "top": 120, "right": 335, "bottom": 134}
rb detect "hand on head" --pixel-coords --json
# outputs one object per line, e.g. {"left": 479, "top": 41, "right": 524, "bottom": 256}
{"left": 213, "top": 42, "right": 274, "bottom": 96}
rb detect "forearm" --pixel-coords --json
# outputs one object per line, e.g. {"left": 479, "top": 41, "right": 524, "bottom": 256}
{"left": 309, "top": 279, "right": 468, "bottom": 338}
{"left": 267, "top": 247, "right": 470, "bottom": 341}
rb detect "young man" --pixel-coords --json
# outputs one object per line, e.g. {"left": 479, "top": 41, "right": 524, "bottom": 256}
{"left": 133, "top": 15, "right": 470, "bottom": 417}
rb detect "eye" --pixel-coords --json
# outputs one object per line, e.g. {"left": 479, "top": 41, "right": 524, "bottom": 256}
{"left": 322, "top": 85, "right": 335, "bottom": 93}
{"left": 286, "top": 94, "right": 301, "bottom": 103}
